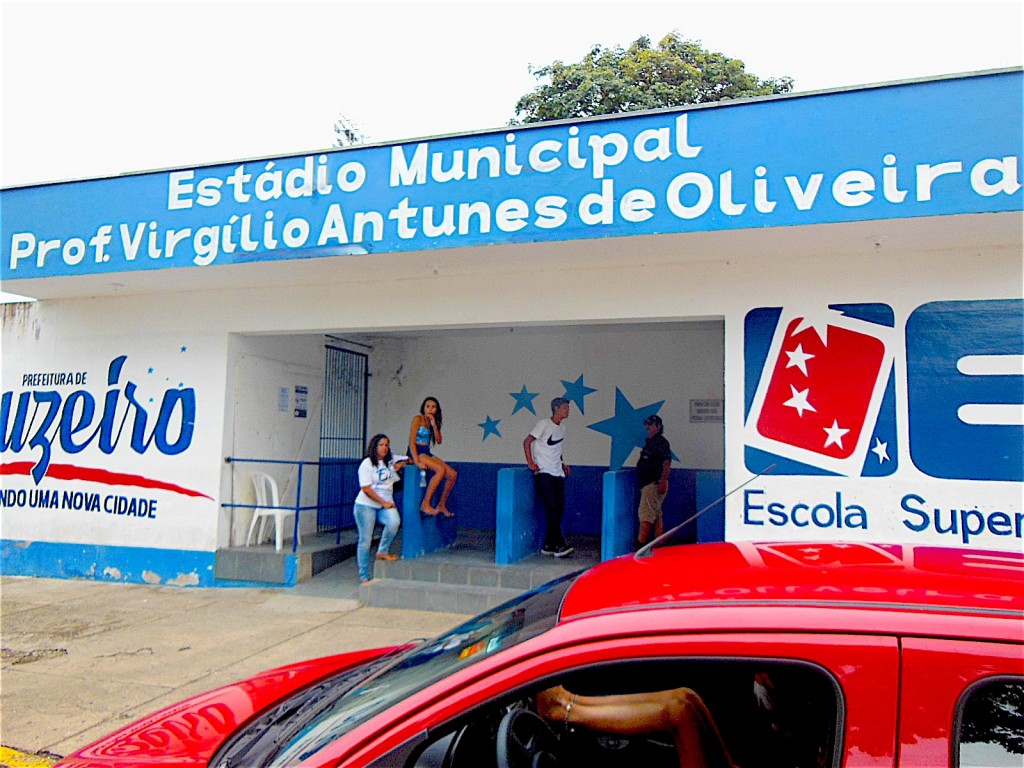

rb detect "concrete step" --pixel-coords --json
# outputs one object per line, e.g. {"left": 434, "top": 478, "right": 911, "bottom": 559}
{"left": 359, "top": 577, "right": 524, "bottom": 614}
{"left": 214, "top": 530, "right": 357, "bottom": 585}
{"left": 359, "top": 531, "right": 600, "bottom": 613}
{"left": 372, "top": 553, "right": 586, "bottom": 591}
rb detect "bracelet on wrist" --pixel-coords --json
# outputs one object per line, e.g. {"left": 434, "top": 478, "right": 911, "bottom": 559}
{"left": 564, "top": 693, "right": 577, "bottom": 731}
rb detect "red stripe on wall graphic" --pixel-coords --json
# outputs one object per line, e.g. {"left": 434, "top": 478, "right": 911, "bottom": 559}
{"left": 0, "top": 462, "right": 213, "bottom": 500}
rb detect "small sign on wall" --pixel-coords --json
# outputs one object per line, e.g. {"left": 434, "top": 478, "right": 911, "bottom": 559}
{"left": 690, "top": 399, "right": 724, "bottom": 423}
{"left": 278, "top": 386, "right": 290, "bottom": 413}
{"left": 294, "top": 385, "right": 308, "bottom": 418}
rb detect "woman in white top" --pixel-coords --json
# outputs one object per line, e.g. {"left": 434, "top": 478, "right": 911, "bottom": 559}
{"left": 353, "top": 434, "right": 409, "bottom": 583}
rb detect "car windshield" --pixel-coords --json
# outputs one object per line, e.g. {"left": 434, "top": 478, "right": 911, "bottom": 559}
{"left": 261, "top": 571, "right": 577, "bottom": 767}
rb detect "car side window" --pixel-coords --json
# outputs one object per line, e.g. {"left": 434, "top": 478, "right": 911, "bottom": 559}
{"left": 405, "top": 658, "right": 841, "bottom": 768}
{"left": 958, "top": 677, "right": 1024, "bottom": 768}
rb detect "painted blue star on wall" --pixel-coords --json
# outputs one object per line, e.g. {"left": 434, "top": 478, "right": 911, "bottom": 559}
{"left": 587, "top": 388, "right": 665, "bottom": 469}
{"left": 478, "top": 415, "right": 502, "bottom": 440}
{"left": 560, "top": 374, "right": 598, "bottom": 414}
{"left": 509, "top": 385, "right": 539, "bottom": 415}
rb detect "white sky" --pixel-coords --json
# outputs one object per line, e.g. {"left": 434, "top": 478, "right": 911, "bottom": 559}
{"left": 1, "top": 0, "right": 1021, "bottom": 189}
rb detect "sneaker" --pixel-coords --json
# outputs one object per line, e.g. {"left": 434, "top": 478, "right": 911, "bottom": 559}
{"left": 552, "top": 545, "right": 574, "bottom": 558}
{"left": 541, "top": 545, "right": 557, "bottom": 556}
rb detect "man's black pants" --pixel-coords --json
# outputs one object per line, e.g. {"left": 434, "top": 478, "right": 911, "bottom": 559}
{"left": 533, "top": 472, "right": 566, "bottom": 549}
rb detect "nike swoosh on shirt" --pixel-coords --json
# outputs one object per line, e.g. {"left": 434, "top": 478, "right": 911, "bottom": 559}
{"left": 546, "top": 436, "right": 564, "bottom": 445}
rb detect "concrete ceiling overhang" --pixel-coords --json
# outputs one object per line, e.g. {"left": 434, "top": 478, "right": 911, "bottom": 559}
{"left": 2, "top": 211, "right": 1020, "bottom": 302}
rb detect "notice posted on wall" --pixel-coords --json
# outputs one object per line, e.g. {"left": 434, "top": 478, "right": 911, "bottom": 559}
{"left": 294, "top": 385, "right": 308, "bottom": 418}
{"left": 690, "top": 399, "right": 724, "bottom": 423}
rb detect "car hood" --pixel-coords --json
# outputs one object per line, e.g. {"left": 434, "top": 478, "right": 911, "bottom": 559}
{"left": 54, "top": 646, "right": 396, "bottom": 767}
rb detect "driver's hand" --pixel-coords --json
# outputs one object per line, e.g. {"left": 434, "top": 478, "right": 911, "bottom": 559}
{"left": 536, "top": 685, "right": 569, "bottom": 721}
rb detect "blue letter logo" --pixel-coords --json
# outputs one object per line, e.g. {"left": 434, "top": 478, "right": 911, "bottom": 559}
{"left": 906, "top": 299, "right": 1023, "bottom": 481}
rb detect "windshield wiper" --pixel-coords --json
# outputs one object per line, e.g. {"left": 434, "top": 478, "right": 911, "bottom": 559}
{"left": 213, "top": 648, "right": 410, "bottom": 768}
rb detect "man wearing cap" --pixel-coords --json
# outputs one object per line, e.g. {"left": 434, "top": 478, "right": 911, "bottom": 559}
{"left": 636, "top": 414, "right": 671, "bottom": 547}
{"left": 523, "top": 397, "right": 574, "bottom": 557}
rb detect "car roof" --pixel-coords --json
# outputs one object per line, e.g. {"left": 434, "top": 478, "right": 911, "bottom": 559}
{"left": 558, "top": 542, "right": 1024, "bottom": 621}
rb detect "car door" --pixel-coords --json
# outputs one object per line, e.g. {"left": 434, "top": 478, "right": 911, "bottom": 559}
{"left": 899, "top": 638, "right": 1024, "bottom": 767}
{"left": 331, "top": 631, "right": 901, "bottom": 768}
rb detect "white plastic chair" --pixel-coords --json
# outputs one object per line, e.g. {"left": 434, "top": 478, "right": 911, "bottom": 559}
{"left": 245, "top": 471, "right": 300, "bottom": 552}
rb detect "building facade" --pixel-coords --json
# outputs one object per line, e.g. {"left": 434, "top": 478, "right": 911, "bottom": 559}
{"left": 2, "top": 69, "right": 1021, "bottom": 586}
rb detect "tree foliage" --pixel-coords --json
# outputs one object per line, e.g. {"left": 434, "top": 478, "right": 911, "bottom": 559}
{"left": 513, "top": 32, "right": 794, "bottom": 124}
{"left": 960, "top": 681, "right": 1024, "bottom": 756}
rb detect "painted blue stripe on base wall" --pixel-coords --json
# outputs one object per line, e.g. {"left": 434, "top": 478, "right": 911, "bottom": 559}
{"left": 0, "top": 540, "right": 276, "bottom": 588}
{"left": 323, "top": 462, "right": 708, "bottom": 540}
{"left": 695, "top": 470, "right": 727, "bottom": 543}
{"left": 398, "top": 462, "right": 703, "bottom": 537}
{"left": 442, "top": 462, "right": 701, "bottom": 539}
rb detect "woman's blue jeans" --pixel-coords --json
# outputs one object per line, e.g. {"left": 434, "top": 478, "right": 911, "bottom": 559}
{"left": 353, "top": 502, "right": 400, "bottom": 581}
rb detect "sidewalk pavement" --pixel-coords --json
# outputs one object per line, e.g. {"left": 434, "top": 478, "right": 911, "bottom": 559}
{"left": 0, "top": 558, "right": 470, "bottom": 765}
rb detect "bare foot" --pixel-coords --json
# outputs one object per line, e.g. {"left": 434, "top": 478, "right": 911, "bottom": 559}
{"left": 438, "top": 506, "right": 455, "bottom": 518}
{"left": 421, "top": 504, "right": 439, "bottom": 516}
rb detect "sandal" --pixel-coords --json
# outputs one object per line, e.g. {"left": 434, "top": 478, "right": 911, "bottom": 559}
{"left": 376, "top": 552, "right": 398, "bottom": 562}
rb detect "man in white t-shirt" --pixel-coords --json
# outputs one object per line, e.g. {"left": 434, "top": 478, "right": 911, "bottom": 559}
{"left": 523, "top": 397, "right": 574, "bottom": 557}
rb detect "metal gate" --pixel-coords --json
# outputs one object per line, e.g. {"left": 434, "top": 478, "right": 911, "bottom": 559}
{"left": 318, "top": 344, "right": 368, "bottom": 531}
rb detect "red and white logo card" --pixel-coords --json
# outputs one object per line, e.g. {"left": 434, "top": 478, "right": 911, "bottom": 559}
{"left": 745, "top": 308, "right": 896, "bottom": 475}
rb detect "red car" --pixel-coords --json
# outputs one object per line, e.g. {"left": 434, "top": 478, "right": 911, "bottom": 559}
{"left": 56, "top": 542, "right": 1023, "bottom": 768}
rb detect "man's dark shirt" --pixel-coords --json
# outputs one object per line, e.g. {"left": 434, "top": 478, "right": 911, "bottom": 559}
{"left": 636, "top": 433, "right": 671, "bottom": 488}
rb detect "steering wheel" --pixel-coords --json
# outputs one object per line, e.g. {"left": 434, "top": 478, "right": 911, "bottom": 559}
{"left": 495, "top": 709, "right": 564, "bottom": 768}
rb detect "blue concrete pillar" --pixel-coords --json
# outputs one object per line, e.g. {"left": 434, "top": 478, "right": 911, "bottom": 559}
{"left": 695, "top": 470, "right": 726, "bottom": 542}
{"left": 601, "top": 470, "right": 638, "bottom": 561}
{"left": 495, "top": 468, "right": 544, "bottom": 564}
{"left": 400, "top": 465, "right": 456, "bottom": 558}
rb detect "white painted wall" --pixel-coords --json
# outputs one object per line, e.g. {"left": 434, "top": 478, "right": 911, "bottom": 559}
{"left": 1, "top": 298, "right": 228, "bottom": 551}
{"left": 363, "top": 323, "right": 724, "bottom": 469}
{"left": 221, "top": 339, "right": 325, "bottom": 547}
